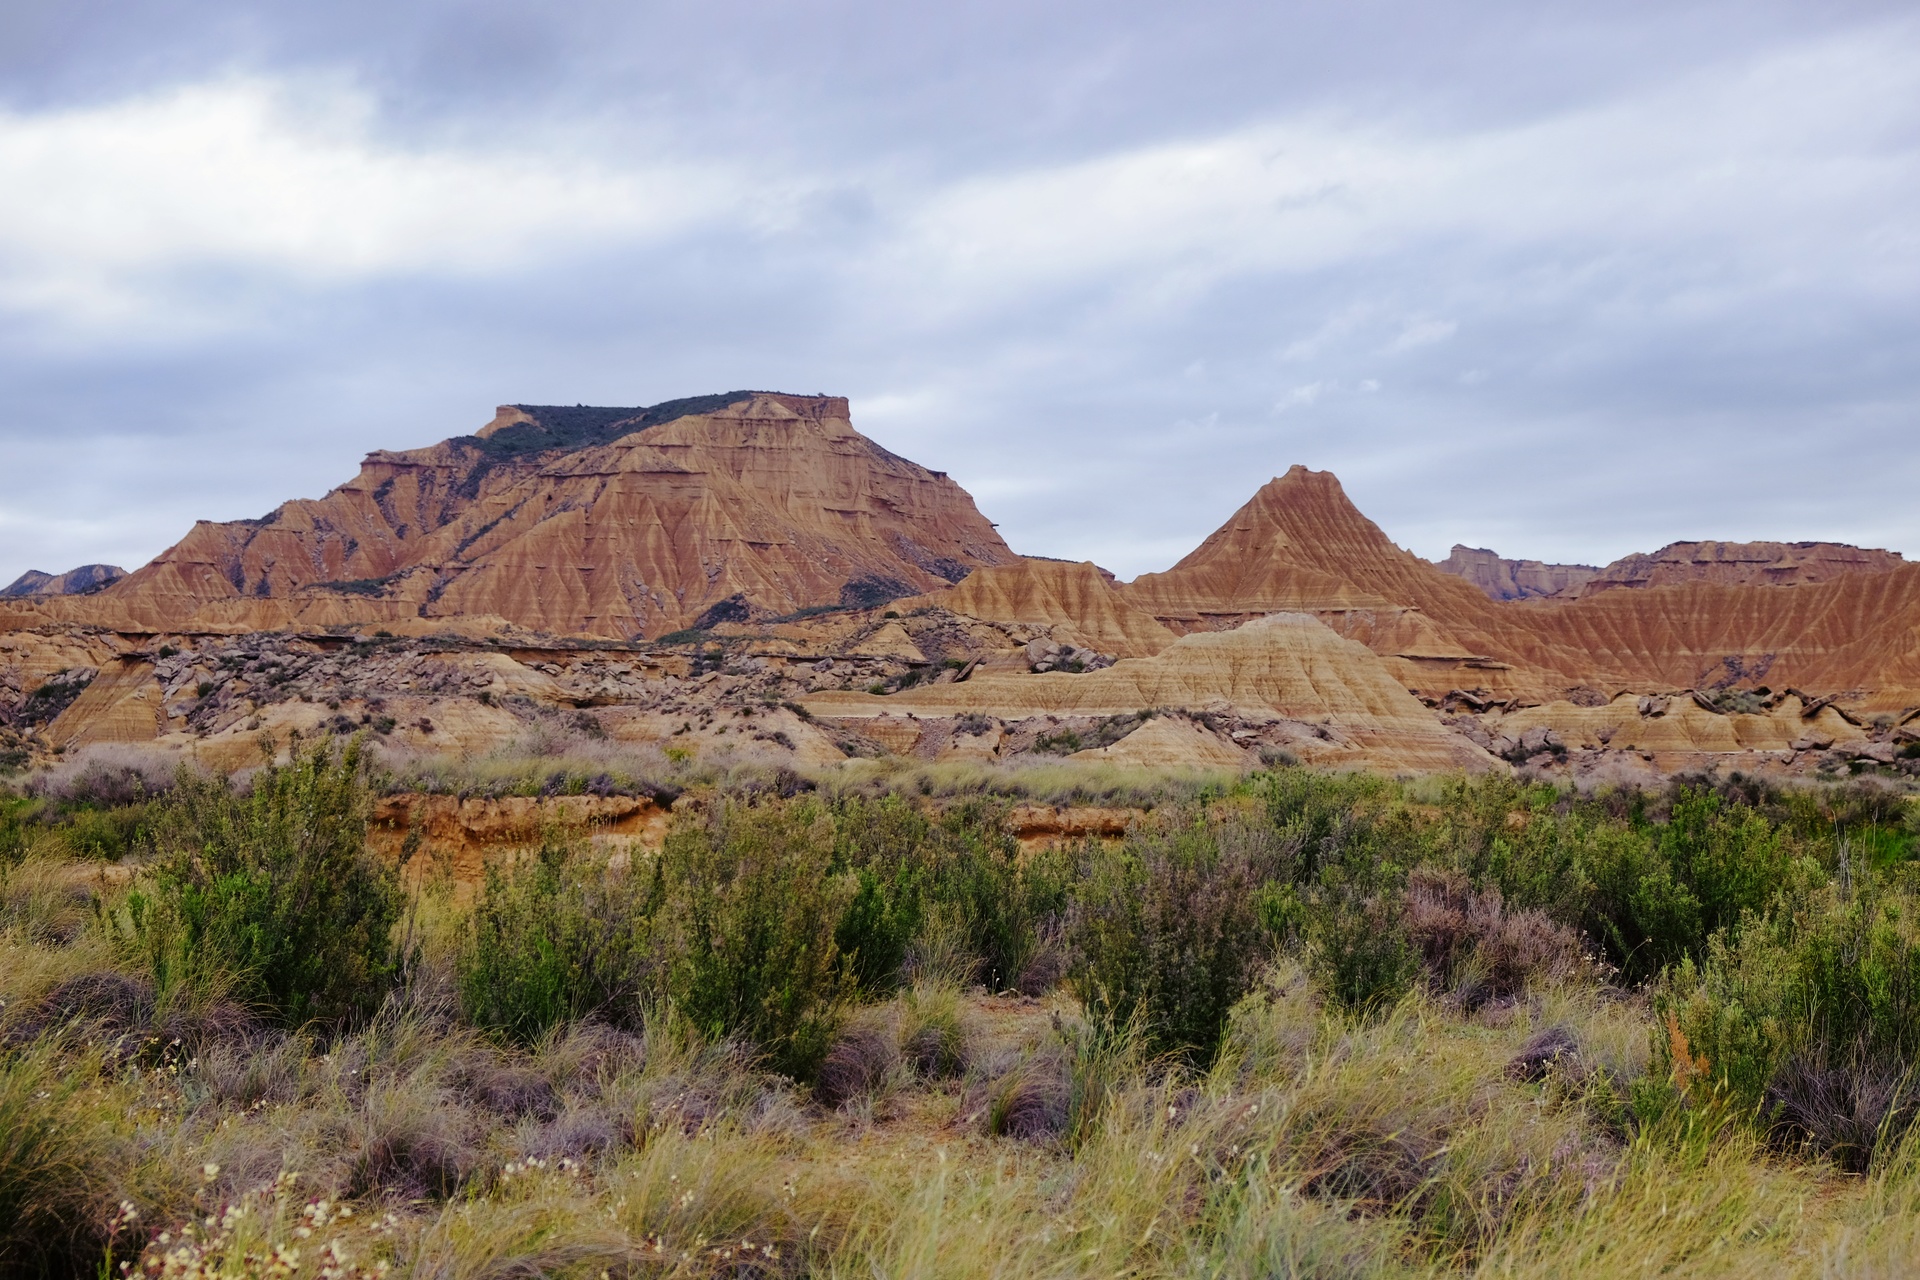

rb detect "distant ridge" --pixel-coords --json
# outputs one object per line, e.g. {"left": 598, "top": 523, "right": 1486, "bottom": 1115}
{"left": 1436, "top": 546, "right": 1597, "bottom": 601}
{"left": 1, "top": 564, "right": 126, "bottom": 598}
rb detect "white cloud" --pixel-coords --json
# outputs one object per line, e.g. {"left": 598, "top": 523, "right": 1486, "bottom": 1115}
{"left": 0, "top": 78, "right": 746, "bottom": 329}
{"left": 1386, "top": 318, "right": 1457, "bottom": 352}
{"left": 1273, "top": 381, "right": 1326, "bottom": 413}
{"left": 867, "top": 22, "right": 1920, "bottom": 326}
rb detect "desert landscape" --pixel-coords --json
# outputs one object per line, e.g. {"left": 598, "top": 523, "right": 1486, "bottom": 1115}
{"left": 2, "top": 392, "right": 1919, "bottom": 1276}
{"left": 6, "top": 391, "right": 1915, "bottom": 788}
{"left": 7, "top": 1, "right": 1920, "bottom": 1274}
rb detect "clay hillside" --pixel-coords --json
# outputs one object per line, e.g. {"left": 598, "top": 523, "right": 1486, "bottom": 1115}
{"left": 4, "top": 395, "right": 1917, "bottom": 780}
{"left": 45, "top": 392, "right": 1014, "bottom": 639}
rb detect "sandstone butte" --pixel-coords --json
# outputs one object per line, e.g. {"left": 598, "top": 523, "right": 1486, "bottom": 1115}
{"left": 32, "top": 392, "right": 1015, "bottom": 639}
{"left": 4, "top": 395, "right": 1918, "bottom": 781}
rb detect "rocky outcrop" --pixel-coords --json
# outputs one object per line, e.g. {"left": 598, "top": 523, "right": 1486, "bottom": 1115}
{"left": 1580, "top": 541, "right": 1906, "bottom": 596}
{"left": 805, "top": 612, "right": 1496, "bottom": 773}
{"left": 1435, "top": 546, "right": 1597, "bottom": 601}
{"left": 1, "top": 565, "right": 126, "bottom": 597}
{"left": 908, "top": 558, "right": 1177, "bottom": 657}
{"left": 1112, "top": 466, "right": 1920, "bottom": 723}
{"left": 64, "top": 394, "right": 1014, "bottom": 639}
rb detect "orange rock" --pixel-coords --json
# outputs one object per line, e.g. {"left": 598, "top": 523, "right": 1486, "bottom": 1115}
{"left": 910, "top": 558, "right": 1177, "bottom": 657}
{"left": 59, "top": 393, "right": 1014, "bottom": 639}
{"left": 1582, "top": 541, "right": 1906, "bottom": 596}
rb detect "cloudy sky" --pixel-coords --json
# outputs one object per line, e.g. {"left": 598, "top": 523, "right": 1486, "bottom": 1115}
{"left": 2, "top": 0, "right": 1916, "bottom": 585}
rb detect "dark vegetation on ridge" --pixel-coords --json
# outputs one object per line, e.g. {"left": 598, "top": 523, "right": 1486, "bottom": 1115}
{"left": 459, "top": 392, "right": 759, "bottom": 460}
{"left": 2, "top": 747, "right": 1919, "bottom": 1274}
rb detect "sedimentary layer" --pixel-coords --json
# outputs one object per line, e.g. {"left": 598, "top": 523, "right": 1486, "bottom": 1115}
{"left": 33, "top": 394, "right": 1013, "bottom": 639}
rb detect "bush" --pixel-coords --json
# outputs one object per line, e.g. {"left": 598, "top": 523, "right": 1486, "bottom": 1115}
{"left": 1584, "top": 787, "right": 1816, "bottom": 984}
{"left": 1661, "top": 870, "right": 1920, "bottom": 1167}
{"left": 830, "top": 795, "right": 931, "bottom": 993}
{"left": 827, "top": 796, "right": 1069, "bottom": 995}
{"left": 53, "top": 802, "right": 157, "bottom": 862}
{"left": 1067, "top": 807, "right": 1288, "bottom": 1062}
{"left": 122, "top": 737, "right": 401, "bottom": 1028}
{"left": 0, "top": 797, "right": 38, "bottom": 865}
{"left": 457, "top": 835, "right": 656, "bottom": 1045}
{"left": 1401, "top": 866, "right": 1593, "bottom": 1007}
{"left": 653, "top": 797, "right": 855, "bottom": 1079}
{"left": 921, "top": 800, "right": 1068, "bottom": 993}
{"left": 1305, "top": 881, "right": 1417, "bottom": 1014}
{"left": 1424, "top": 774, "right": 1590, "bottom": 922}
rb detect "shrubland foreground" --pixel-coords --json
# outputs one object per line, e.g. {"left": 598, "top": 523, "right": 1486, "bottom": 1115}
{"left": 5, "top": 743, "right": 1920, "bottom": 1277}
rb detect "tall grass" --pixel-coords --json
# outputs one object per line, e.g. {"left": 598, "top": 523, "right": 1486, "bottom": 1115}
{"left": 1, "top": 763, "right": 1917, "bottom": 1276}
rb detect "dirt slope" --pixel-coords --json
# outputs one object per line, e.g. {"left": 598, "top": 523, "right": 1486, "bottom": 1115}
{"left": 805, "top": 612, "right": 1493, "bottom": 772}
{"left": 907, "top": 559, "right": 1178, "bottom": 657}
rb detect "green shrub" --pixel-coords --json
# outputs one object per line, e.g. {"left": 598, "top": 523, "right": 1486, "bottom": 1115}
{"left": 830, "top": 795, "right": 931, "bottom": 993}
{"left": 1425, "top": 774, "right": 1591, "bottom": 922}
{"left": 653, "top": 797, "right": 855, "bottom": 1079}
{"left": 1661, "top": 870, "right": 1920, "bottom": 1167}
{"left": 123, "top": 737, "right": 401, "bottom": 1027}
{"left": 828, "top": 796, "right": 1069, "bottom": 994}
{"left": 1582, "top": 787, "right": 1817, "bottom": 983}
{"left": 1067, "top": 807, "right": 1287, "bottom": 1062}
{"left": 922, "top": 799, "right": 1068, "bottom": 992}
{"left": 457, "top": 834, "right": 656, "bottom": 1044}
{"left": 0, "top": 797, "right": 39, "bottom": 865}
{"left": 1305, "top": 881, "right": 1417, "bottom": 1013}
{"left": 53, "top": 801, "right": 156, "bottom": 862}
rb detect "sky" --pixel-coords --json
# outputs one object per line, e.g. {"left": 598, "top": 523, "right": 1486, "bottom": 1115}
{"left": 2, "top": 0, "right": 1917, "bottom": 585}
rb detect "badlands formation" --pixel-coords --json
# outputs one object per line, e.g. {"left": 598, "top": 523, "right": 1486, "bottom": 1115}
{"left": 4, "top": 391, "right": 1918, "bottom": 781}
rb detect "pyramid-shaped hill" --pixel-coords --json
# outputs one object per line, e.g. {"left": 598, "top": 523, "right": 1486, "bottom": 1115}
{"left": 1121, "top": 466, "right": 1508, "bottom": 660}
{"left": 80, "top": 393, "right": 1016, "bottom": 638}
{"left": 1114, "top": 465, "right": 1920, "bottom": 710}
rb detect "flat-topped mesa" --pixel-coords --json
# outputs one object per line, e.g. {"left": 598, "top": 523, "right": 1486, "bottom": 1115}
{"left": 87, "top": 392, "right": 1015, "bottom": 638}
{"left": 1436, "top": 546, "right": 1599, "bottom": 601}
{"left": 1580, "top": 540, "right": 1907, "bottom": 596}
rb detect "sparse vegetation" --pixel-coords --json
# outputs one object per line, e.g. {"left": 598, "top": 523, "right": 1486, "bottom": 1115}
{"left": 1, "top": 759, "right": 1918, "bottom": 1275}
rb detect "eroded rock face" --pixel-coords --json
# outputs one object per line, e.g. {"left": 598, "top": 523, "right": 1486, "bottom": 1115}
{"left": 909, "top": 558, "right": 1177, "bottom": 658}
{"left": 1435, "top": 546, "right": 1597, "bottom": 601}
{"left": 1580, "top": 541, "right": 1906, "bottom": 596}
{"left": 70, "top": 394, "right": 1014, "bottom": 639}
{"left": 6, "top": 395, "right": 1919, "bottom": 782}
{"left": 805, "top": 612, "right": 1496, "bottom": 773}
{"left": 1109, "top": 466, "right": 1920, "bottom": 726}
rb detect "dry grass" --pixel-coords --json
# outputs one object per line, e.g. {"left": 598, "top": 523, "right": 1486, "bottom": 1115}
{"left": 821, "top": 756, "right": 1245, "bottom": 808}
{"left": 4, "top": 815, "right": 1917, "bottom": 1275}
{"left": 0, "top": 956, "right": 1894, "bottom": 1278}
